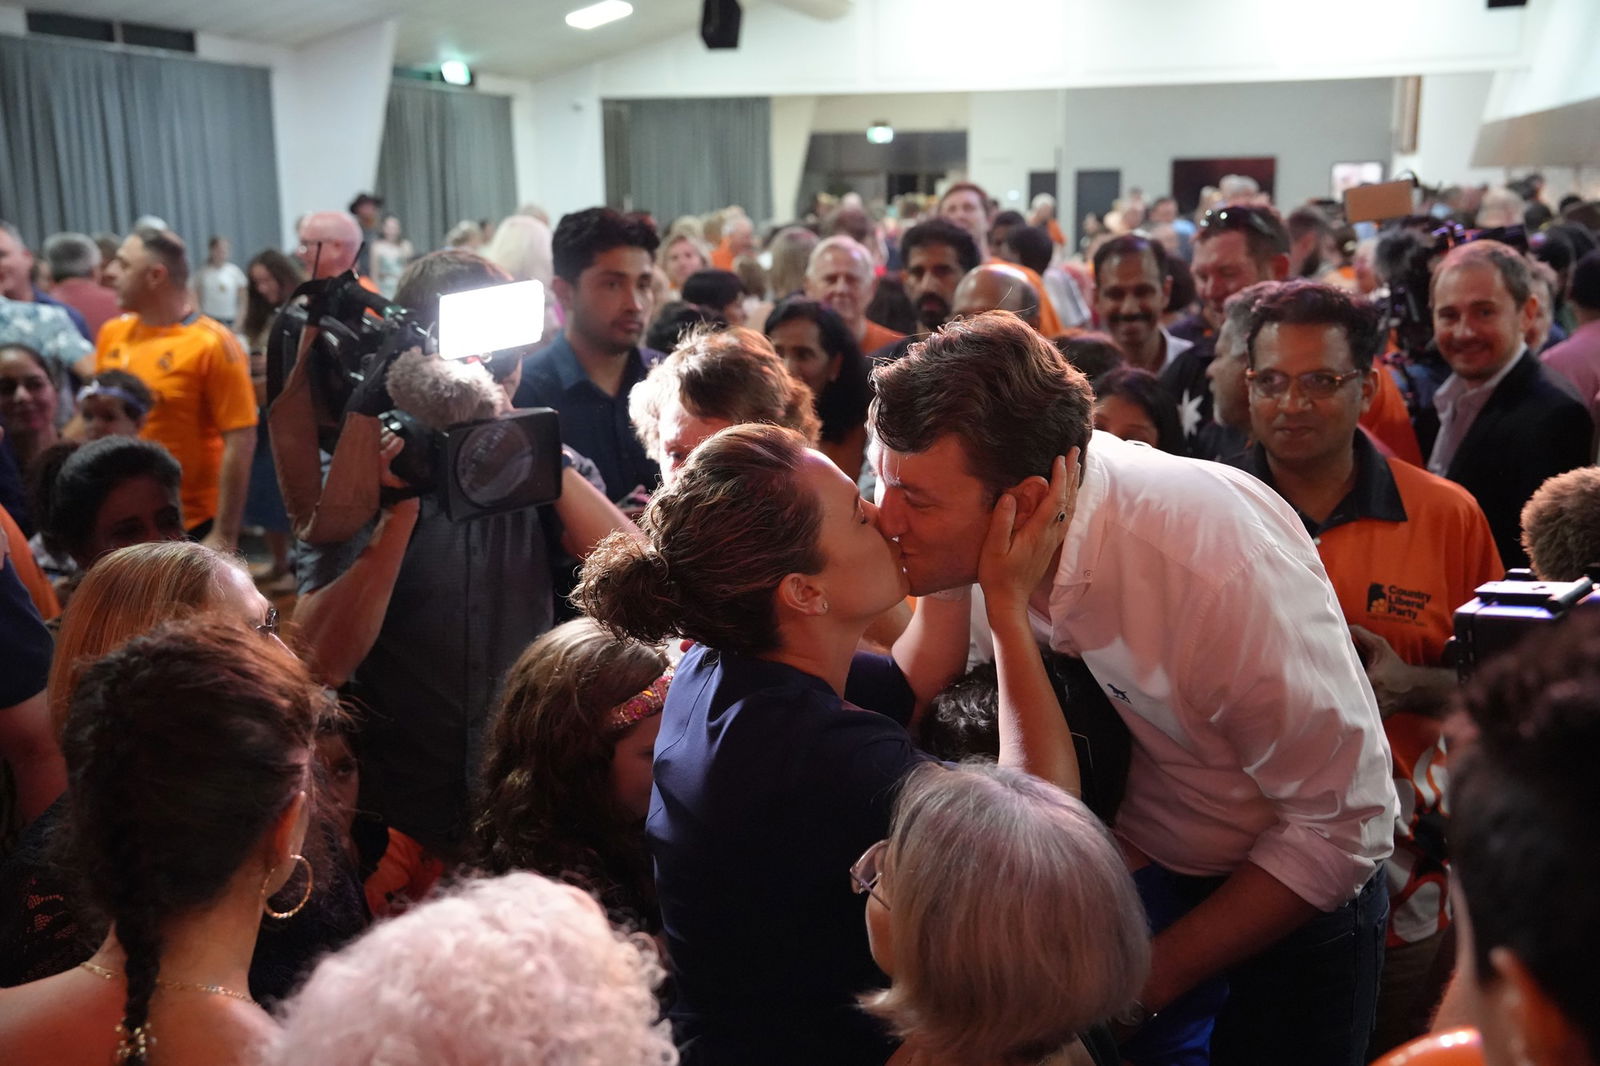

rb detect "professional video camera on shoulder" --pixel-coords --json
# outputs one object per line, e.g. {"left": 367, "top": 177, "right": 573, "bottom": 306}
{"left": 1450, "top": 567, "right": 1600, "bottom": 678}
{"left": 265, "top": 271, "right": 561, "bottom": 543}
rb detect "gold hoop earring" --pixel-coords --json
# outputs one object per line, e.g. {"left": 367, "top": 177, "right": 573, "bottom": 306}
{"left": 262, "top": 854, "right": 313, "bottom": 920}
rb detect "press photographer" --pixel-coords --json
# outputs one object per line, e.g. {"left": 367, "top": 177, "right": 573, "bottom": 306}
{"left": 278, "top": 250, "right": 635, "bottom": 857}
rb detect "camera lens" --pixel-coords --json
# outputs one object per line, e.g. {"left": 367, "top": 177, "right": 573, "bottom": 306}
{"left": 454, "top": 420, "right": 536, "bottom": 509}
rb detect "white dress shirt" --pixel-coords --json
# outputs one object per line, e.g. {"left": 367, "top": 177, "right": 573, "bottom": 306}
{"left": 1033, "top": 433, "right": 1397, "bottom": 911}
{"left": 1427, "top": 347, "right": 1525, "bottom": 476}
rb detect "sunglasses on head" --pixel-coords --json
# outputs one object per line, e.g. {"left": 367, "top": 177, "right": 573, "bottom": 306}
{"left": 1201, "top": 206, "right": 1283, "bottom": 245}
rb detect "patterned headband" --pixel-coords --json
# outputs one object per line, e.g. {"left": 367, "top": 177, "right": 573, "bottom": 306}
{"left": 602, "top": 668, "right": 673, "bottom": 737}
{"left": 79, "top": 382, "right": 150, "bottom": 418}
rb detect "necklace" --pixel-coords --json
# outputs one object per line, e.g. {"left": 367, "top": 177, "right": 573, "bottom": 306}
{"left": 79, "top": 960, "right": 257, "bottom": 1006}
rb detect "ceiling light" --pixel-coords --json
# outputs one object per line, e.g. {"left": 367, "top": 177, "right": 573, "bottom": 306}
{"left": 440, "top": 59, "right": 472, "bottom": 86}
{"left": 867, "top": 122, "right": 894, "bottom": 145}
{"left": 566, "top": 1, "right": 634, "bottom": 30}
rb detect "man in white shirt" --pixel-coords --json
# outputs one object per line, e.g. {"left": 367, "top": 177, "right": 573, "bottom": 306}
{"left": 872, "top": 311, "right": 1398, "bottom": 1066}
{"left": 193, "top": 236, "right": 248, "bottom": 328}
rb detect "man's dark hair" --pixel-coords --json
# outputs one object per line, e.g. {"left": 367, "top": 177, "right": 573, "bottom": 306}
{"left": 348, "top": 192, "right": 384, "bottom": 214}
{"left": 1568, "top": 249, "right": 1600, "bottom": 313}
{"left": 823, "top": 206, "right": 874, "bottom": 246}
{"left": 1196, "top": 204, "right": 1291, "bottom": 266}
{"left": 989, "top": 210, "right": 1026, "bottom": 245}
{"left": 1244, "top": 280, "right": 1381, "bottom": 371}
{"left": 1002, "top": 226, "right": 1054, "bottom": 277}
{"left": 1092, "top": 234, "right": 1169, "bottom": 286}
{"left": 552, "top": 208, "right": 660, "bottom": 285}
{"left": 134, "top": 226, "right": 189, "bottom": 288}
{"left": 901, "top": 219, "right": 981, "bottom": 275}
{"left": 939, "top": 181, "right": 990, "bottom": 214}
{"left": 871, "top": 312, "right": 1093, "bottom": 499}
{"left": 681, "top": 269, "right": 744, "bottom": 312}
{"left": 1453, "top": 609, "right": 1600, "bottom": 1061}
{"left": 645, "top": 301, "right": 726, "bottom": 354}
{"left": 1054, "top": 332, "right": 1124, "bottom": 381}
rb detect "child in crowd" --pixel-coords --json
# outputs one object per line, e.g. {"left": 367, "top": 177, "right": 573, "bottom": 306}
{"left": 73, "top": 370, "right": 151, "bottom": 441}
{"left": 471, "top": 618, "right": 671, "bottom": 934}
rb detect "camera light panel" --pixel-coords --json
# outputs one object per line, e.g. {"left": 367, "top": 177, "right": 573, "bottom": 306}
{"left": 437, "top": 280, "right": 546, "bottom": 361}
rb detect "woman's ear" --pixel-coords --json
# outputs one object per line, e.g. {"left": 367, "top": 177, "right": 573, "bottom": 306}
{"left": 776, "top": 572, "right": 829, "bottom": 618}
{"left": 269, "top": 788, "right": 310, "bottom": 871}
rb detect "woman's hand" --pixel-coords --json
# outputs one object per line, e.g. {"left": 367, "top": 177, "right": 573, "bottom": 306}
{"left": 978, "top": 449, "right": 1080, "bottom": 620}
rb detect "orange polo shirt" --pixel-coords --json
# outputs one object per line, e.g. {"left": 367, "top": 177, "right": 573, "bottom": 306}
{"left": 1365, "top": 368, "right": 1423, "bottom": 467}
{"left": 1239, "top": 434, "right": 1502, "bottom": 946}
{"left": 710, "top": 241, "right": 736, "bottom": 272}
{"left": 96, "top": 312, "right": 257, "bottom": 529}
{"left": 860, "top": 320, "right": 904, "bottom": 356}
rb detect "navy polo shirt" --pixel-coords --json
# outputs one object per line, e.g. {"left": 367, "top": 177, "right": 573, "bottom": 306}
{"left": 513, "top": 334, "right": 661, "bottom": 504}
{"left": 650, "top": 643, "right": 926, "bottom": 1066}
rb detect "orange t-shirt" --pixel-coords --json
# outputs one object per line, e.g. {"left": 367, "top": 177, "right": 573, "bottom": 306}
{"left": 1313, "top": 453, "right": 1502, "bottom": 946}
{"left": 96, "top": 313, "right": 257, "bottom": 529}
{"left": 1046, "top": 218, "right": 1067, "bottom": 248}
{"left": 988, "top": 258, "right": 1064, "bottom": 337}
{"left": 2, "top": 504, "right": 60, "bottom": 622}
{"left": 860, "top": 319, "right": 904, "bottom": 356}
{"left": 1362, "top": 368, "right": 1423, "bottom": 467}
{"left": 710, "top": 241, "right": 736, "bottom": 272}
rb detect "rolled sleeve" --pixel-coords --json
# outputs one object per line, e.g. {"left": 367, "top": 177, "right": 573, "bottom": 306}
{"left": 1186, "top": 540, "right": 1399, "bottom": 912}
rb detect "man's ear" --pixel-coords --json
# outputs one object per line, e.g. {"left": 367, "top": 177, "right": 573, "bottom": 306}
{"left": 551, "top": 275, "right": 576, "bottom": 312}
{"left": 1518, "top": 294, "right": 1539, "bottom": 342}
{"left": 1160, "top": 273, "right": 1174, "bottom": 307}
{"left": 1491, "top": 947, "right": 1590, "bottom": 1066}
{"left": 1358, "top": 368, "right": 1379, "bottom": 415}
{"left": 1006, "top": 474, "right": 1052, "bottom": 525}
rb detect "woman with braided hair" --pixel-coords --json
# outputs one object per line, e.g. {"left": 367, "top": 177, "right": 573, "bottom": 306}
{"left": 0, "top": 621, "right": 320, "bottom": 1065}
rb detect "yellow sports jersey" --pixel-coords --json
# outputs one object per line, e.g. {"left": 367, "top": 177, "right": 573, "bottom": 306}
{"left": 96, "top": 312, "right": 257, "bottom": 529}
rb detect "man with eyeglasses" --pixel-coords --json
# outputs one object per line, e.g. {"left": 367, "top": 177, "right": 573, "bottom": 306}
{"left": 1162, "top": 206, "right": 1289, "bottom": 455}
{"left": 1230, "top": 280, "right": 1503, "bottom": 1055}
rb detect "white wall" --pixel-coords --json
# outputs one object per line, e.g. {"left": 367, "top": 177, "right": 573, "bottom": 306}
{"left": 265, "top": 21, "right": 398, "bottom": 247}
{"left": 809, "top": 93, "right": 969, "bottom": 134}
{"left": 524, "top": 64, "right": 606, "bottom": 222}
{"left": 1392, "top": 72, "right": 1506, "bottom": 190}
{"left": 968, "top": 90, "right": 1064, "bottom": 212}
{"left": 0, "top": 4, "right": 25, "bottom": 35}
{"left": 770, "top": 95, "right": 819, "bottom": 231}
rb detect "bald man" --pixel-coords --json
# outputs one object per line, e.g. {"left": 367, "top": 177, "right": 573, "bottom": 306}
{"left": 952, "top": 263, "right": 1040, "bottom": 329}
{"left": 803, "top": 235, "right": 904, "bottom": 354}
{"left": 296, "top": 211, "right": 364, "bottom": 280}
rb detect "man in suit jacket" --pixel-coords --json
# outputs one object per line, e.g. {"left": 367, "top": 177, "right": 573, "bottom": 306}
{"left": 1427, "top": 240, "right": 1593, "bottom": 568}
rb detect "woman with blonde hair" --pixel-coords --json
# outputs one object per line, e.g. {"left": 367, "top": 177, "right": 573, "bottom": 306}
{"left": 472, "top": 617, "right": 671, "bottom": 931}
{"left": 658, "top": 232, "right": 711, "bottom": 299}
{"left": 481, "top": 214, "right": 563, "bottom": 344}
{"left": 629, "top": 326, "right": 820, "bottom": 486}
{"left": 855, "top": 763, "right": 1150, "bottom": 1066}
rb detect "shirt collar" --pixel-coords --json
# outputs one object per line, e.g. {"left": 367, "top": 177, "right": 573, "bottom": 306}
{"left": 1436, "top": 346, "right": 1527, "bottom": 406}
{"left": 1052, "top": 431, "right": 1117, "bottom": 590}
{"left": 548, "top": 332, "right": 648, "bottom": 395}
{"left": 1242, "top": 430, "right": 1406, "bottom": 537}
{"left": 1159, "top": 327, "right": 1194, "bottom": 370}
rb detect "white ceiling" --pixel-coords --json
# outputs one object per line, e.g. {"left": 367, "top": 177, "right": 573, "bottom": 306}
{"left": 24, "top": 0, "right": 713, "bottom": 79}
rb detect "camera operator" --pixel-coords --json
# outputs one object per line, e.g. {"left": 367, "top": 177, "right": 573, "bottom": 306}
{"left": 291, "top": 250, "right": 635, "bottom": 858}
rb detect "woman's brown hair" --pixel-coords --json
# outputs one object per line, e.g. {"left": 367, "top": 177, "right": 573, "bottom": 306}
{"left": 63, "top": 621, "right": 320, "bottom": 1065}
{"left": 47, "top": 540, "right": 234, "bottom": 732}
{"left": 471, "top": 618, "right": 667, "bottom": 926}
{"left": 577, "top": 423, "right": 823, "bottom": 656}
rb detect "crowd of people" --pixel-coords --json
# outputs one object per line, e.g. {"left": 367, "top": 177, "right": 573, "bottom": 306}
{"left": 1, "top": 163, "right": 1599, "bottom": 1066}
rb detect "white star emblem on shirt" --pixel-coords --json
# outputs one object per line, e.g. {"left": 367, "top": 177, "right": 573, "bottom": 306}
{"left": 1179, "top": 389, "right": 1205, "bottom": 438}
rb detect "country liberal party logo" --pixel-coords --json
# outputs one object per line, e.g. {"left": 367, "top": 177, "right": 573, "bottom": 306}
{"left": 1366, "top": 582, "right": 1432, "bottom": 624}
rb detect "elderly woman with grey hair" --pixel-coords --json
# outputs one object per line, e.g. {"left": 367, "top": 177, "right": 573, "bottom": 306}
{"left": 261, "top": 871, "right": 676, "bottom": 1066}
{"left": 854, "top": 763, "right": 1150, "bottom": 1066}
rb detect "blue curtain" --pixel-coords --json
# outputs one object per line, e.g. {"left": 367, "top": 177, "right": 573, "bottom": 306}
{"left": 0, "top": 34, "right": 281, "bottom": 260}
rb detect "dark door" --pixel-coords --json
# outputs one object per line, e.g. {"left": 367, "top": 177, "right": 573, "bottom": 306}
{"left": 1075, "top": 168, "right": 1121, "bottom": 251}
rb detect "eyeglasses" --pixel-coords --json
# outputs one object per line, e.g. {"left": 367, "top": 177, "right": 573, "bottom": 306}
{"left": 256, "top": 606, "right": 280, "bottom": 639}
{"left": 1246, "top": 368, "right": 1364, "bottom": 399}
{"left": 850, "top": 839, "right": 890, "bottom": 910}
{"left": 1200, "top": 206, "right": 1287, "bottom": 250}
